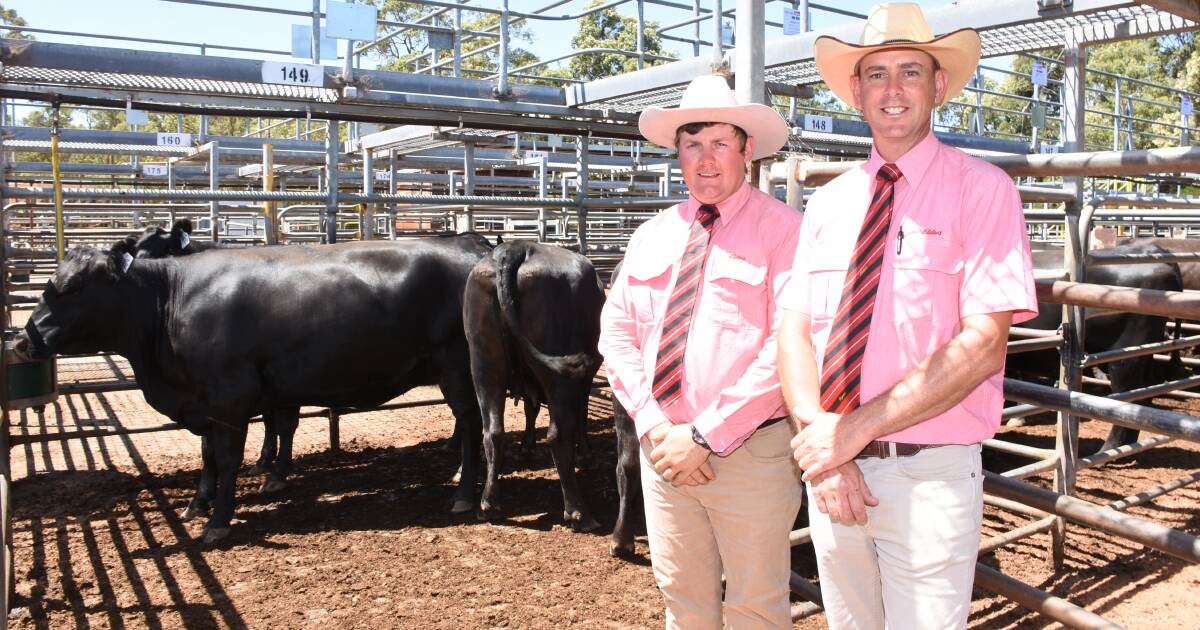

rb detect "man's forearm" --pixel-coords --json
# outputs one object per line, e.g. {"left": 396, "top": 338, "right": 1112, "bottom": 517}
{"left": 778, "top": 311, "right": 823, "bottom": 430}
{"left": 844, "top": 312, "right": 1012, "bottom": 442}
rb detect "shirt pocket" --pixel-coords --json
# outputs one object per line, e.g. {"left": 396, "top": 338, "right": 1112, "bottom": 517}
{"left": 807, "top": 262, "right": 848, "bottom": 323}
{"left": 704, "top": 252, "right": 769, "bottom": 329}
{"left": 890, "top": 234, "right": 963, "bottom": 324}
{"left": 625, "top": 255, "right": 672, "bottom": 325}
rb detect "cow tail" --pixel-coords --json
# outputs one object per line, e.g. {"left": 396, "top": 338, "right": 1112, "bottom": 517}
{"left": 495, "top": 244, "right": 596, "bottom": 380}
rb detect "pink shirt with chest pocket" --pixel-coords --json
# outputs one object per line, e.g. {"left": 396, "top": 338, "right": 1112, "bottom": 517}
{"left": 599, "top": 182, "right": 803, "bottom": 455}
{"left": 780, "top": 133, "right": 1038, "bottom": 445}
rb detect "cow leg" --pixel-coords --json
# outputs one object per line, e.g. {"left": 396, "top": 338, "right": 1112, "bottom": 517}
{"left": 548, "top": 384, "right": 599, "bottom": 532}
{"left": 477, "top": 383, "right": 508, "bottom": 520}
{"left": 439, "top": 366, "right": 483, "bottom": 515}
{"left": 1098, "top": 360, "right": 1143, "bottom": 453}
{"left": 262, "top": 406, "right": 299, "bottom": 493}
{"left": 202, "top": 422, "right": 248, "bottom": 544}
{"left": 517, "top": 394, "right": 539, "bottom": 462}
{"left": 182, "top": 434, "right": 217, "bottom": 520}
{"left": 249, "top": 411, "right": 278, "bottom": 476}
{"left": 610, "top": 401, "right": 641, "bottom": 557}
{"left": 574, "top": 394, "right": 596, "bottom": 470}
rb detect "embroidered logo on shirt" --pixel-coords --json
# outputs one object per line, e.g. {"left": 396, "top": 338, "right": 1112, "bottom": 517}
{"left": 920, "top": 228, "right": 943, "bottom": 236}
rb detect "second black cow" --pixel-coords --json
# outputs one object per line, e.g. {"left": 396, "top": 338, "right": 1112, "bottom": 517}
{"left": 463, "top": 240, "right": 605, "bottom": 530}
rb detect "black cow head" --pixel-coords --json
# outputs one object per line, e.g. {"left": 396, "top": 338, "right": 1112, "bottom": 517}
{"left": 134, "top": 219, "right": 194, "bottom": 259}
{"left": 16, "top": 239, "right": 139, "bottom": 360}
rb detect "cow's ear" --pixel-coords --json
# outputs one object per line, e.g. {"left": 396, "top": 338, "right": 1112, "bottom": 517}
{"left": 107, "top": 239, "right": 136, "bottom": 276}
{"left": 172, "top": 219, "right": 193, "bottom": 251}
{"left": 173, "top": 218, "right": 194, "bottom": 234}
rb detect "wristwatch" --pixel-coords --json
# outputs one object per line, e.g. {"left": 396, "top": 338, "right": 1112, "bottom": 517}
{"left": 691, "top": 425, "right": 713, "bottom": 452}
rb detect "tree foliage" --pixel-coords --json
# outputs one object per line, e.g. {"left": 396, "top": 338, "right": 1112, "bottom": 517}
{"left": 0, "top": 3, "right": 31, "bottom": 39}
{"left": 567, "top": 0, "right": 672, "bottom": 81}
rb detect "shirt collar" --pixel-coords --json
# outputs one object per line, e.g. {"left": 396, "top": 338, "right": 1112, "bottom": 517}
{"left": 863, "top": 131, "right": 940, "bottom": 190}
{"left": 685, "top": 181, "right": 751, "bottom": 224}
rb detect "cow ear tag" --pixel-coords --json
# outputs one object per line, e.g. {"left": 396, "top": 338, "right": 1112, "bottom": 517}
{"left": 179, "top": 231, "right": 191, "bottom": 250}
{"left": 121, "top": 252, "right": 134, "bottom": 273}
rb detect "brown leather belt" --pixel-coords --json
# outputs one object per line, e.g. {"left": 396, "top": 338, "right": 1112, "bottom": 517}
{"left": 757, "top": 416, "right": 787, "bottom": 431}
{"left": 855, "top": 440, "right": 948, "bottom": 459}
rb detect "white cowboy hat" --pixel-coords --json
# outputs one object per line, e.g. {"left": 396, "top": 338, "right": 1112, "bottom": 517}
{"left": 814, "top": 3, "right": 980, "bottom": 107}
{"left": 638, "top": 74, "right": 788, "bottom": 161}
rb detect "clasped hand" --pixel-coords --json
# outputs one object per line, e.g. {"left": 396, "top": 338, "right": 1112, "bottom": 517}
{"left": 647, "top": 422, "right": 715, "bottom": 487}
{"left": 791, "top": 412, "right": 878, "bottom": 525}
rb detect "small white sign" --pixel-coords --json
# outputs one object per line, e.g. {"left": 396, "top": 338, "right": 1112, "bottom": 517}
{"left": 803, "top": 114, "right": 833, "bottom": 133}
{"left": 547, "top": 135, "right": 563, "bottom": 148}
{"left": 261, "top": 61, "right": 324, "bottom": 87}
{"left": 325, "top": 0, "right": 378, "bottom": 41}
{"left": 142, "top": 165, "right": 168, "bottom": 177}
{"left": 156, "top": 132, "right": 192, "bottom": 147}
{"left": 374, "top": 170, "right": 391, "bottom": 181}
{"left": 291, "top": 24, "right": 338, "bottom": 60}
{"left": 525, "top": 150, "right": 548, "bottom": 161}
{"left": 782, "top": 7, "right": 803, "bottom": 36}
{"left": 126, "top": 108, "right": 149, "bottom": 126}
{"left": 1031, "top": 61, "right": 1048, "bottom": 87}
{"left": 1039, "top": 144, "right": 1063, "bottom": 154}
{"left": 1183, "top": 96, "right": 1194, "bottom": 116}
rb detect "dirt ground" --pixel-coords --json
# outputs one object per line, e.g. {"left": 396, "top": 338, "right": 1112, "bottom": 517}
{"left": 5, "top": 369, "right": 1199, "bottom": 629}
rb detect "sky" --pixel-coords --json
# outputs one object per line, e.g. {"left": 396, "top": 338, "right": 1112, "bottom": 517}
{"left": 1, "top": 0, "right": 947, "bottom": 117}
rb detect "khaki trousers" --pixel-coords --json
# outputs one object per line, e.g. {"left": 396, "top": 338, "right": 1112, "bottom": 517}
{"left": 640, "top": 420, "right": 804, "bottom": 630}
{"left": 808, "top": 443, "right": 984, "bottom": 630}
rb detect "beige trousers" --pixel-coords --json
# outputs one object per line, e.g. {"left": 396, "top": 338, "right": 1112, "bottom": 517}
{"left": 808, "top": 443, "right": 984, "bottom": 630}
{"left": 640, "top": 421, "right": 804, "bottom": 630}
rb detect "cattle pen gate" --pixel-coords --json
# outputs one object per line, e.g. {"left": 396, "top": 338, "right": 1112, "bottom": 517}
{"left": 0, "top": 0, "right": 1198, "bottom": 628}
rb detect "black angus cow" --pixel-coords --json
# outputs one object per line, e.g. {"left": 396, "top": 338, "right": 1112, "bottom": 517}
{"left": 605, "top": 261, "right": 641, "bottom": 557}
{"left": 17, "top": 235, "right": 491, "bottom": 542}
{"left": 1006, "top": 240, "right": 1187, "bottom": 452}
{"left": 129, "top": 219, "right": 298, "bottom": 489}
{"left": 463, "top": 240, "right": 604, "bottom": 530}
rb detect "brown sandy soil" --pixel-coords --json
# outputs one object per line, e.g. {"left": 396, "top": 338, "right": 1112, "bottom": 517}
{"left": 4, "top": 378, "right": 1199, "bottom": 629}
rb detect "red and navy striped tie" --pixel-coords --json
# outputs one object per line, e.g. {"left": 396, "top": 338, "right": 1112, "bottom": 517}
{"left": 820, "top": 163, "right": 903, "bottom": 413}
{"left": 651, "top": 204, "right": 719, "bottom": 408}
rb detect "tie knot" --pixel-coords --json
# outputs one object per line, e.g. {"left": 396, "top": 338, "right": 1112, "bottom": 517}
{"left": 698, "top": 204, "right": 719, "bottom": 220}
{"left": 878, "top": 163, "right": 902, "bottom": 183}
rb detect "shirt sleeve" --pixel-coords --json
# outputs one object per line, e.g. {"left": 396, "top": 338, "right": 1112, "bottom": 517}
{"left": 692, "top": 213, "right": 803, "bottom": 454}
{"left": 597, "top": 230, "right": 671, "bottom": 439}
{"left": 778, "top": 207, "right": 817, "bottom": 314}
{"left": 959, "top": 169, "right": 1039, "bottom": 325}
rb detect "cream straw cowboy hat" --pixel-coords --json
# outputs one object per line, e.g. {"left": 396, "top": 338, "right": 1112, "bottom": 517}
{"left": 814, "top": 3, "right": 980, "bottom": 107}
{"left": 638, "top": 74, "right": 788, "bottom": 161}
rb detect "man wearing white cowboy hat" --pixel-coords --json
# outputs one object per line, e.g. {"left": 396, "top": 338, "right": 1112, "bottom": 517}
{"left": 599, "top": 72, "right": 803, "bottom": 628}
{"left": 777, "top": 3, "right": 1038, "bottom": 628}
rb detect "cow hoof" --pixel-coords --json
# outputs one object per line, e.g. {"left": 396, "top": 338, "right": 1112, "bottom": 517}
{"left": 477, "top": 502, "right": 501, "bottom": 521}
{"left": 450, "top": 499, "right": 474, "bottom": 514}
{"left": 181, "top": 505, "right": 209, "bottom": 520}
{"left": 565, "top": 511, "right": 601, "bottom": 532}
{"left": 202, "top": 527, "right": 230, "bottom": 544}
{"left": 260, "top": 478, "right": 287, "bottom": 493}
{"left": 609, "top": 539, "right": 635, "bottom": 558}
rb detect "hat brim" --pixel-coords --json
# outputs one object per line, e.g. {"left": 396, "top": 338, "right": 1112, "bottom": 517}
{"left": 638, "top": 102, "right": 789, "bottom": 161}
{"left": 814, "top": 28, "right": 981, "bottom": 109}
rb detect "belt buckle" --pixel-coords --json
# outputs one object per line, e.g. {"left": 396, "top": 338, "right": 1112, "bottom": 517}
{"left": 887, "top": 441, "right": 898, "bottom": 458}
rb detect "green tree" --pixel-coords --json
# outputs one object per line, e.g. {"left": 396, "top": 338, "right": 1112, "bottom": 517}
{"left": 567, "top": 0, "right": 673, "bottom": 81}
{"left": 0, "top": 3, "right": 31, "bottom": 39}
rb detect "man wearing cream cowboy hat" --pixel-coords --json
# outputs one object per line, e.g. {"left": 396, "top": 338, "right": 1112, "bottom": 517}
{"left": 777, "top": 3, "right": 1038, "bottom": 628}
{"left": 598, "top": 71, "right": 803, "bottom": 628}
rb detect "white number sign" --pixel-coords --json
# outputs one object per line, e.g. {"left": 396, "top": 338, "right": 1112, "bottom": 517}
{"left": 156, "top": 133, "right": 192, "bottom": 147}
{"left": 803, "top": 114, "right": 833, "bottom": 133}
{"left": 142, "top": 165, "right": 168, "bottom": 177}
{"left": 1031, "top": 61, "right": 1048, "bottom": 87}
{"left": 261, "top": 61, "right": 323, "bottom": 87}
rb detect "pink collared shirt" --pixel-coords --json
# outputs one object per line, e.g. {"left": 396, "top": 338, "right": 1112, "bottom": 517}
{"left": 599, "top": 183, "right": 802, "bottom": 455}
{"left": 780, "top": 133, "right": 1038, "bottom": 445}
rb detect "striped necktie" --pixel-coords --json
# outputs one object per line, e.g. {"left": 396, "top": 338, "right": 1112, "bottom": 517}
{"left": 651, "top": 203, "right": 719, "bottom": 408}
{"left": 820, "top": 163, "right": 903, "bottom": 413}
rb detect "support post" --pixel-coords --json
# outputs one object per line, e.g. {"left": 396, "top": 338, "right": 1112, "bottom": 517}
{"left": 263, "top": 144, "right": 277, "bottom": 245}
{"left": 208, "top": 141, "right": 220, "bottom": 243}
{"left": 712, "top": 0, "right": 724, "bottom": 65}
{"left": 460, "top": 142, "right": 475, "bottom": 234}
{"left": 537, "top": 152, "right": 548, "bottom": 243}
{"left": 325, "top": 121, "right": 339, "bottom": 244}
{"left": 361, "top": 148, "right": 374, "bottom": 241}
{"left": 785, "top": 156, "right": 804, "bottom": 211}
{"left": 328, "top": 410, "right": 341, "bottom": 453}
{"left": 49, "top": 105, "right": 65, "bottom": 261}
{"left": 388, "top": 148, "right": 397, "bottom": 239}
{"left": 311, "top": 0, "right": 321, "bottom": 65}
{"left": 575, "top": 135, "right": 590, "bottom": 253}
